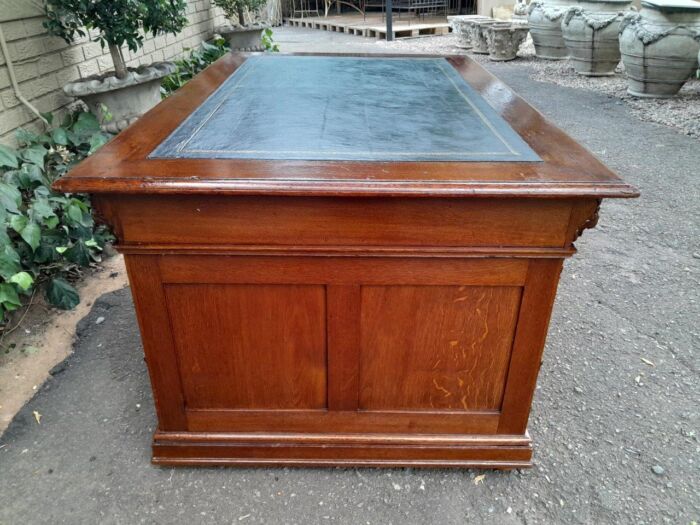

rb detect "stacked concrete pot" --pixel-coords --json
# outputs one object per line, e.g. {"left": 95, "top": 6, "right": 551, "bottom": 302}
{"left": 619, "top": 0, "right": 700, "bottom": 97}
{"left": 453, "top": 16, "right": 494, "bottom": 49}
{"left": 528, "top": 0, "right": 580, "bottom": 58}
{"left": 561, "top": 0, "right": 634, "bottom": 75}
{"left": 471, "top": 19, "right": 502, "bottom": 53}
{"left": 485, "top": 23, "right": 531, "bottom": 61}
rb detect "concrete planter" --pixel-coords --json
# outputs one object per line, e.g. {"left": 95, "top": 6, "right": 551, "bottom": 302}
{"left": 218, "top": 23, "right": 267, "bottom": 51}
{"left": 528, "top": 0, "right": 579, "bottom": 59}
{"left": 448, "top": 15, "right": 490, "bottom": 34}
{"left": 561, "top": 0, "right": 633, "bottom": 76}
{"left": 450, "top": 15, "right": 492, "bottom": 48}
{"left": 619, "top": 0, "right": 700, "bottom": 97}
{"left": 471, "top": 20, "right": 501, "bottom": 53}
{"left": 63, "top": 62, "right": 176, "bottom": 133}
{"left": 485, "top": 24, "right": 530, "bottom": 60}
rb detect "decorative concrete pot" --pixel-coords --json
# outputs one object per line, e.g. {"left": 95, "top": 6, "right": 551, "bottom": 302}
{"left": 561, "top": 0, "right": 634, "bottom": 75}
{"left": 447, "top": 15, "right": 464, "bottom": 37}
{"left": 218, "top": 23, "right": 268, "bottom": 51}
{"left": 454, "top": 20, "right": 473, "bottom": 48}
{"left": 485, "top": 24, "right": 530, "bottom": 60}
{"left": 63, "top": 62, "right": 176, "bottom": 133}
{"left": 528, "top": 0, "right": 579, "bottom": 59}
{"left": 619, "top": 0, "right": 700, "bottom": 97}
{"left": 450, "top": 15, "right": 492, "bottom": 48}
{"left": 471, "top": 20, "right": 501, "bottom": 53}
{"left": 448, "top": 15, "right": 491, "bottom": 34}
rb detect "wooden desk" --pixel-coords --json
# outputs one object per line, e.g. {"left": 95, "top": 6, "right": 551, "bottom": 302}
{"left": 55, "top": 53, "right": 638, "bottom": 468}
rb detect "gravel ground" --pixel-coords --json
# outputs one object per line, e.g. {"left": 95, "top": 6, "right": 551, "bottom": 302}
{"left": 374, "top": 34, "right": 700, "bottom": 139}
{"left": 0, "top": 27, "right": 698, "bottom": 525}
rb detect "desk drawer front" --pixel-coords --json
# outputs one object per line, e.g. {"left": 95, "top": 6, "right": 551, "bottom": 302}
{"left": 100, "top": 195, "right": 575, "bottom": 248}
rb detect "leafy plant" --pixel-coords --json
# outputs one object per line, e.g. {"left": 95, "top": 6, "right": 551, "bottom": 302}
{"left": 0, "top": 111, "right": 114, "bottom": 323}
{"left": 161, "top": 37, "right": 230, "bottom": 97}
{"left": 261, "top": 28, "right": 279, "bottom": 52}
{"left": 213, "top": 0, "right": 267, "bottom": 26}
{"left": 44, "top": 0, "right": 188, "bottom": 80}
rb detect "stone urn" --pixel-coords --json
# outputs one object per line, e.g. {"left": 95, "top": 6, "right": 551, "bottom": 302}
{"left": 561, "top": 0, "right": 634, "bottom": 76}
{"left": 528, "top": 0, "right": 580, "bottom": 59}
{"left": 217, "top": 22, "right": 268, "bottom": 51}
{"left": 485, "top": 24, "right": 531, "bottom": 60}
{"left": 471, "top": 20, "right": 501, "bottom": 53}
{"left": 619, "top": 0, "right": 700, "bottom": 97}
{"left": 63, "top": 62, "right": 176, "bottom": 133}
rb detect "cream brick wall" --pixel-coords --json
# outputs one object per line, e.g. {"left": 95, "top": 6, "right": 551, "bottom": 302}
{"left": 0, "top": 0, "right": 227, "bottom": 145}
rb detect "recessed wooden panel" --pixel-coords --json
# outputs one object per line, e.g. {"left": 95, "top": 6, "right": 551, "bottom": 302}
{"left": 359, "top": 285, "right": 522, "bottom": 411}
{"left": 164, "top": 284, "right": 327, "bottom": 410}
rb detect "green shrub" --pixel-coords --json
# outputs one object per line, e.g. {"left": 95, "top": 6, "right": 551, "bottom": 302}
{"left": 44, "top": 0, "right": 188, "bottom": 79}
{"left": 161, "top": 37, "right": 230, "bottom": 98}
{"left": 0, "top": 111, "right": 114, "bottom": 322}
{"left": 213, "top": 0, "right": 267, "bottom": 26}
{"left": 161, "top": 32, "right": 280, "bottom": 98}
{"left": 262, "top": 28, "right": 279, "bottom": 52}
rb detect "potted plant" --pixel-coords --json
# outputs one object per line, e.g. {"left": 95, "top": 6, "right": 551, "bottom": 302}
{"left": 213, "top": 0, "right": 269, "bottom": 51}
{"left": 44, "top": 0, "right": 188, "bottom": 132}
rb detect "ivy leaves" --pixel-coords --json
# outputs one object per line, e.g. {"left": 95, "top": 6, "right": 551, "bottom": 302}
{"left": 0, "top": 111, "right": 114, "bottom": 320}
{"left": 10, "top": 215, "right": 41, "bottom": 251}
{"left": 0, "top": 146, "right": 19, "bottom": 169}
{"left": 46, "top": 278, "right": 80, "bottom": 310}
{"left": 161, "top": 38, "right": 230, "bottom": 98}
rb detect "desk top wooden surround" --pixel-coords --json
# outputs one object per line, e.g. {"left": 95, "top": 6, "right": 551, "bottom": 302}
{"left": 55, "top": 53, "right": 638, "bottom": 469}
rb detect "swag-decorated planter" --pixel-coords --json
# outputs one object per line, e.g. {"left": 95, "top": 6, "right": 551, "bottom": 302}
{"left": 471, "top": 20, "right": 501, "bottom": 53}
{"left": 485, "top": 24, "right": 530, "bottom": 61}
{"left": 561, "top": 0, "right": 634, "bottom": 75}
{"left": 63, "top": 62, "right": 176, "bottom": 133}
{"left": 619, "top": 0, "right": 700, "bottom": 97}
{"left": 528, "top": 0, "right": 579, "bottom": 58}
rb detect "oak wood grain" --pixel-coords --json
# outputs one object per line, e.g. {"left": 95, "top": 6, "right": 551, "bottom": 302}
{"left": 184, "top": 408, "right": 499, "bottom": 434}
{"left": 359, "top": 285, "right": 522, "bottom": 411}
{"left": 327, "top": 285, "right": 361, "bottom": 410}
{"left": 164, "top": 284, "right": 327, "bottom": 410}
{"left": 124, "top": 255, "right": 187, "bottom": 430}
{"left": 498, "top": 259, "right": 563, "bottom": 434}
{"left": 158, "top": 256, "right": 528, "bottom": 286}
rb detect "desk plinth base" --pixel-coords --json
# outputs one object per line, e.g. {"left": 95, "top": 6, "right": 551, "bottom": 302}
{"left": 151, "top": 431, "right": 533, "bottom": 469}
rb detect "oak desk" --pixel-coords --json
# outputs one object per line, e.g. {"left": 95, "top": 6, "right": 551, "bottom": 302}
{"left": 55, "top": 53, "right": 638, "bottom": 468}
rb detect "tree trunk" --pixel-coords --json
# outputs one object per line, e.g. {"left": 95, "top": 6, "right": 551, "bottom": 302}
{"left": 109, "top": 44, "right": 129, "bottom": 80}
{"left": 238, "top": 6, "right": 245, "bottom": 26}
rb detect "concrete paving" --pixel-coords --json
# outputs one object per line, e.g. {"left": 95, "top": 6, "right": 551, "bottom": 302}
{"left": 0, "top": 27, "right": 698, "bottom": 525}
